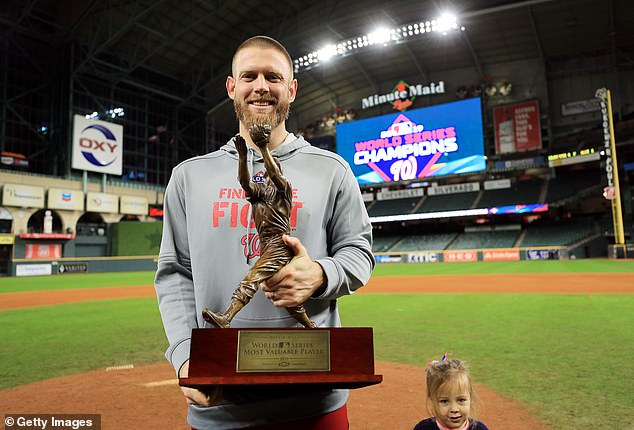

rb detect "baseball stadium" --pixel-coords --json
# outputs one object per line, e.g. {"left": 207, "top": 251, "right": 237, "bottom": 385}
{"left": 1, "top": 1, "right": 634, "bottom": 429}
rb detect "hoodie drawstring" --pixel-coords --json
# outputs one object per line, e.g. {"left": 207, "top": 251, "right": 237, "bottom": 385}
{"left": 245, "top": 147, "right": 254, "bottom": 264}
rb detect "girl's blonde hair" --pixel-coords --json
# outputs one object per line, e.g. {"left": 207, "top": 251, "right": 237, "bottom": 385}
{"left": 425, "top": 358, "right": 480, "bottom": 420}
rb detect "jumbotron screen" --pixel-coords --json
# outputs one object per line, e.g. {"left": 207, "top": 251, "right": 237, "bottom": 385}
{"left": 336, "top": 98, "right": 485, "bottom": 185}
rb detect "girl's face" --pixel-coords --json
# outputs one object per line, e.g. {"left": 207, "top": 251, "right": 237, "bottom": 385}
{"left": 432, "top": 376, "right": 472, "bottom": 429}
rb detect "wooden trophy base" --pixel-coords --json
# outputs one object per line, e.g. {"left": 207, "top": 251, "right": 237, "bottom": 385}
{"left": 180, "top": 327, "right": 382, "bottom": 390}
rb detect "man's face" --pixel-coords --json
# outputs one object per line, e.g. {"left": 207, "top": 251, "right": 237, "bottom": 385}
{"left": 227, "top": 46, "right": 297, "bottom": 130}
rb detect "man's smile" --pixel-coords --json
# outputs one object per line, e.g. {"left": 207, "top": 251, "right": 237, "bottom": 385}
{"left": 248, "top": 98, "right": 276, "bottom": 109}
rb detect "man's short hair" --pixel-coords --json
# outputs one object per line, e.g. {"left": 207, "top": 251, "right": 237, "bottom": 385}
{"left": 232, "top": 36, "right": 294, "bottom": 80}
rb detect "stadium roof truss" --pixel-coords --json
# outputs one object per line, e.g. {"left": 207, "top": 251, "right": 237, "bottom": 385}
{"left": 1, "top": 0, "right": 633, "bottom": 181}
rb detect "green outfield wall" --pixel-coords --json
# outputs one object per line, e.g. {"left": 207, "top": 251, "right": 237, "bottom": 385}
{"left": 110, "top": 221, "right": 162, "bottom": 256}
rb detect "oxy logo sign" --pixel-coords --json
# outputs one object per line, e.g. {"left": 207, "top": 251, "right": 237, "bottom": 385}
{"left": 72, "top": 115, "right": 123, "bottom": 175}
{"left": 79, "top": 124, "right": 117, "bottom": 167}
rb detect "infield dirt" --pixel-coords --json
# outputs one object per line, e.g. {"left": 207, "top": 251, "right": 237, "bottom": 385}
{"left": 0, "top": 360, "right": 551, "bottom": 430}
{"left": 3, "top": 272, "right": 629, "bottom": 428}
{"left": 1, "top": 272, "right": 631, "bottom": 311}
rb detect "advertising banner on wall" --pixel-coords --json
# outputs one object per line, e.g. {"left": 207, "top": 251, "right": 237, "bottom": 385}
{"left": 493, "top": 100, "right": 541, "bottom": 154}
{"left": 58, "top": 263, "right": 89, "bottom": 273}
{"left": 16, "top": 263, "right": 52, "bottom": 276}
{"left": 361, "top": 80, "right": 446, "bottom": 111}
{"left": 483, "top": 249, "right": 519, "bottom": 261}
{"left": 560, "top": 98, "right": 601, "bottom": 116}
{"left": 0, "top": 234, "right": 14, "bottom": 245}
{"left": 526, "top": 249, "right": 560, "bottom": 260}
{"left": 337, "top": 98, "right": 485, "bottom": 185}
{"left": 407, "top": 252, "right": 441, "bottom": 263}
{"left": 377, "top": 187, "right": 424, "bottom": 201}
{"left": 444, "top": 250, "right": 478, "bottom": 262}
{"left": 2, "top": 184, "right": 45, "bottom": 208}
{"left": 120, "top": 195, "right": 148, "bottom": 215}
{"left": 148, "top": 204, "right": 164, "bottom": 218}
{"left": 375, "top": 254, "right": 403, "bottom": 264}
{"left": 427, "top": 182, "right": 480, "bottom": 196}
{"left": 484, "top": 178, "right": 511, "bottom": 190}
{"left": 1, "top": 152, "right": 29, "bottom": 169}
{"left": 25, "top": 244, "right": 62, "bottom": 259}
{"left": 86, "top": 192, "right": 118, "bottom": 213}
{"left": 48, "top": 188, "right": 85, "bottom": 211}
{"left": 493, "top": 156, "right": 545, "bottom": 171}
{"left": 72, "top": 115, "right": 123, "bottom": 175}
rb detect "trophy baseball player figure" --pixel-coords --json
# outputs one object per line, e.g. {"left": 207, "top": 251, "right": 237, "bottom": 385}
{"left": 202, "top": 124, "right": 316, "bottom": 329}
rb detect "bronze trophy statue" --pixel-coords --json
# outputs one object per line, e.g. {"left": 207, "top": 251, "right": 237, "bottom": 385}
{"left": 202, "top": 124, "right": 316, "bottom": 329}
{"left": 183, "top": 124, "right": 380, "bottom": 390}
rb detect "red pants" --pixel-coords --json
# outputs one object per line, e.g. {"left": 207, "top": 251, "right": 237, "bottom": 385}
{"left": 192, "top": 404, "right": 348, "bottom": 430}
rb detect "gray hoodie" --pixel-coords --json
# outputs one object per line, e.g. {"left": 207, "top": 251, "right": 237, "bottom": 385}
{"left": 155, "top": 133, "right": 374, "bottom": 429}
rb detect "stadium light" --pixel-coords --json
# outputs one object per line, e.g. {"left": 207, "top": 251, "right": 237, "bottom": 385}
{"left": 317, "top": 44, "right": 337, "bottom": 62}
{"left": 294, "top": 12, "right": 463, "bottom": 72}
{"left": 367, "top": 27, "right": 391, "bottom": 45}
{"left": 84, "top": 107, "right": 125, "bottom": 120}
{"left": 435, "top": 13, "right": 457, "bottom": 35}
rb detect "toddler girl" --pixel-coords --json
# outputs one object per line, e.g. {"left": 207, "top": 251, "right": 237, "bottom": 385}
{"left": 413, "top": 355, "right": 489, "bottom": 430}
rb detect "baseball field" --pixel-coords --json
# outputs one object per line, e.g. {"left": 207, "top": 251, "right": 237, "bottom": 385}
{"left": 1, "top": 259, "right": 633, "bottom": 429}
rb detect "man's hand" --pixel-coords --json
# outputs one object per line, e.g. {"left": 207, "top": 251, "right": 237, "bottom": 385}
{"left": 249, "top": 123, "right": 271, "bottom": 149}
{"left": 234, "top": 134, "right": 248, "bottom": 158}
{"left": 260, "top": 235, "right": 326, "bottom": 307}
{"left": 178, "top": 360, "right": 222, "bottom": 407}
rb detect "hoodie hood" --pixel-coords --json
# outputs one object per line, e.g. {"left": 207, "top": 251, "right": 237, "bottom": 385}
{"left": 220, "top": 132, "right": 310, "bottom": 162}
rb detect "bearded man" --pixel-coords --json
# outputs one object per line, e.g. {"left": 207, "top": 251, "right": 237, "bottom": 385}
{"left": 155, "top": 35, "right": 374, "bottom": 430}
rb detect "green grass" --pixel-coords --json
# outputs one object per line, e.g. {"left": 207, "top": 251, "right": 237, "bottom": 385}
{"left": 2, "top": 263, "right": 634, "bottom": 428}
{"left": 2, "top": 259, "right": 632, "bottom": 294}
{"left": 338, "top": 293, "right": 634, "bottom": 429}
{"left": 0, "top": 298, "right": 167, "bottom": 390}
{"left": 0, "top": 271, "right": 155, "bottom": 293}
{"left": 371, "top": 259, "right": 634, "bottom": 276}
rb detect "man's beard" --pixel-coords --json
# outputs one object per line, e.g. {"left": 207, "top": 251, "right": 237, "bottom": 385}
{"left": 234, "top": 95, "right": 290, "bottom": 130}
